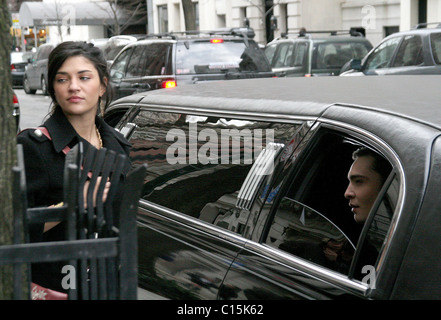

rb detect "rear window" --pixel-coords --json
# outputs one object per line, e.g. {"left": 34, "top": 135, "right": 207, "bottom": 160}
{"left": 176, "top": 40, "right": 271, "bottom": 74}
{"left": 312, "top": 41, "right": 371, "bottom": 70}
{"left": 430, "top": 32, "right": 441, "bottom": 64}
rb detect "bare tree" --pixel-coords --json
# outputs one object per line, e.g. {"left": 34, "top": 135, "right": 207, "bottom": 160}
{"left": 0, "top": 0, "right": 18, "bottom": 300}
{"left": 105, "top": 0, "right": 147, "bottom": 35}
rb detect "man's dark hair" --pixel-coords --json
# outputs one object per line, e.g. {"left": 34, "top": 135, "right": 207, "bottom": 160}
{"left": 352, "top": 147, "right": 392, "bottom": 184}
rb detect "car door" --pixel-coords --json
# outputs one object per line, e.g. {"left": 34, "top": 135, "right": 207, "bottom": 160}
{"left": 266, "top": 41, "right": 309, "bottom": 77}
{"left": 221, "top": 124, "right": 399, "bottom": 299}
{"left": 362, "top": 36, "right": 402, "bottom": 75}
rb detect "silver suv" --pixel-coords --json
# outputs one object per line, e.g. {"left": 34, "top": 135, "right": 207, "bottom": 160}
{"left": 341, "top": 23, "right": 441, "bottom": 76}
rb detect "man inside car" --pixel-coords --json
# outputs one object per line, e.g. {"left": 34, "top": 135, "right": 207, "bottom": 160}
{"left": 344, "top": 147, "right": 392, "bottom": 224}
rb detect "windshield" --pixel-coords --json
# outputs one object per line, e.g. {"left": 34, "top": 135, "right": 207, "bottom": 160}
{"left": 176, "top": 40, "right": 271, "bottom": 74}
{"left": 313, "top": 41, "right": 371, "bottom": 70}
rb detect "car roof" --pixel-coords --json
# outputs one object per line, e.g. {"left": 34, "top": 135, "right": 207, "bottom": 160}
{"left": 383, "top": 26, "right": 441, "bottom": 39}
{"left": 117, "top": 75, "right": 441, "bottom": 130}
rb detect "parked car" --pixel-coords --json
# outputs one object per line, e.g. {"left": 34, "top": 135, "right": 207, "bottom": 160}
{"left": 265, "top": 28, "right": 372, "bottom": 77}
{"left": 10, "top": 51, "right": 33, "bottom": 87}
{"left": 341, "top": 23, "right": 441, "bottom": 76}
{"left": 99, "top": 35, "right": 139, "bottom": 67}
{"left": 108, "top": 28, "right": 275, "bottom": 101}
{"left": 23, "top": 43, "right": 55, "bottom": 95}
{"left": 104, "top": 75, "right": 441, "bottom": 300}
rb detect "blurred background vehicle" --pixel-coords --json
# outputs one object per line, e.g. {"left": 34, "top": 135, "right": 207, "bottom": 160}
{"left": 108, "top": 28, "right": 275, "bottom": 102}
{"left": 23, "top": 43, "right": 55, "bottom": 95}
{"left": 265, "top": 28, "right": 372, "bottom": 77}
{"left": 11, "top": 51, "right": 32, "bottom": 87}
{"left": 341, "top": 23, "right": 441, "bottom": 76}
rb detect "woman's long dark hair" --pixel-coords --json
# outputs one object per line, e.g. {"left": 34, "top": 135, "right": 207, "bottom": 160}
{"left": 47, "top": 41, "right": 112, "bottom": 115}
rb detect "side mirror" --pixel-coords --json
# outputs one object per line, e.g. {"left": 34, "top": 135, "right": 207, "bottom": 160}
{"left": 350, "top": 59, "right": 362, "bottom": 71}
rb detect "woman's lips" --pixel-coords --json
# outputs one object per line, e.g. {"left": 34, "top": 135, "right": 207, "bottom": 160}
{"left": 68, "top": 96, "right": 84, "bottom": 103}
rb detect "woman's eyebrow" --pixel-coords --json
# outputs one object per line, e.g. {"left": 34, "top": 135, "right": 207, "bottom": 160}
{"left": 56, "top": 70, "right": 93, "bottom": 75}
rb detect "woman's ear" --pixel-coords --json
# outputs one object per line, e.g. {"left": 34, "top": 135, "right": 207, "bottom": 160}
{"left": 100, "top": 77, "right": 108, "bottom": 96}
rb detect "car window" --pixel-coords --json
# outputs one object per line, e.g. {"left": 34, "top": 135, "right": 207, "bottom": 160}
{"left": 143, "top": 43, "right": 172, "bottom": 76}
{"left": 393, "top": 35, "right": 424, "bottom": 67}
{"left": 176, "top": 40, "right": 271, "bottom": 74}
{"left": 264, "top": 43, "right": 278, "bottom": 65}
{"left": 364, "top": 37, "right": 401, "bottom": 70}
{"left": 313, "top": 42, "right": 370, "bottom": 70}
{"left": 126, "top": 46, "right": 146, "bottom": 77}
{"left": 127, "top": 109, "right": 302, "bottom": 234}
{"left": 430, "top": 32, "right": 441, "bottom": 65}
{"left": 110, "top": 48, "right": 133, "bottom": 80}
{"left": 293, "top": 42, "right": 308, "bottom": 67}
{"left": 271, "top": 42, "right": 295, "bottom": 68}
{"left": 263, "top": 129, "right": 397, "bottom": 277}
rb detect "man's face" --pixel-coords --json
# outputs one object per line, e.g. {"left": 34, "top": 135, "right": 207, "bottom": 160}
{"left": 344, "top": 155, "right": 384, "bottom": 223}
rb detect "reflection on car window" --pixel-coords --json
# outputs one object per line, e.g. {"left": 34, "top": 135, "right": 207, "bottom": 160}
{"left": 176, "top": 40, "right": 270, "bottom": 74}
{"left": 266, "top": 198, "right": 355, "bottom": 274}
{"left": 314, "top": 42, "right": 370, "bottom": 70}
{"left": 365, "top": 37, "right": 401, "bottom": 70}
{"left": 272, "top": 42, "right": 295, "bottom": 68}
{"left": 393, "top": 35, "right": 423, "bottom": 67}
{"left": 144, "top": 44, "right": 172, "bottom": 76}
{"left": 126, "top": 46, "right": 146, "bottom": 77}
{"left": 430, "top": 32, "right": 441, "bottom": 65}
{"left": 129, "top": 109, "right": 302, "bottom": 235}
{"left": 110, "top": 48, "right": 132, "bottom": 80}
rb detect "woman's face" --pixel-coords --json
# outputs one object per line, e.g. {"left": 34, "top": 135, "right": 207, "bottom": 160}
{"left": 53, "top": 55, "right": 106, "bottom": 118}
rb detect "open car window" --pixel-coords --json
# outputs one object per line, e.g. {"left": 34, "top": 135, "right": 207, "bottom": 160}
{"left": 262, "top": 128, "right": 398, "bottom": 278}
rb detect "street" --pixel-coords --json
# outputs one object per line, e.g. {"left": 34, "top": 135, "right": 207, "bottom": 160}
{"left": 15, "top": 88, "right": 52, "bottom": 130}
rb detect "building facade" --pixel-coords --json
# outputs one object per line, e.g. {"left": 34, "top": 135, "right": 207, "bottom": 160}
{"left": 152, "top": 0, "right": 441, "bottom": 46}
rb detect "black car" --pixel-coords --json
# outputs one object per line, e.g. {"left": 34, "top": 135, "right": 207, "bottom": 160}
{"left": 105, "top": 76, "right": 441, "bottom": 300}
{"left": 23, "top": 43, "right": 55, "bottom": 95}
{"left": 341, "top": 23, "right": 441, "bottom": 76}
{"left": 264, "top": 28, "right": 372, "bottom": 77}
{"left": 11, "top": 51, "right": 32, "bottom": 87}
{"left": 108, "top": 28, "right": 275, "bottom": 101}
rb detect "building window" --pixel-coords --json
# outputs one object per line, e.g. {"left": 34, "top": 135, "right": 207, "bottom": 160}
{"left": 158, "top": 5, "right": 168, "bottom": 33}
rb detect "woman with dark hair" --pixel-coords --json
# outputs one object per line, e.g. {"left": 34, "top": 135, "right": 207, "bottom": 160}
{"left": 17, "top": 41, "right": 131, "bottom": 294}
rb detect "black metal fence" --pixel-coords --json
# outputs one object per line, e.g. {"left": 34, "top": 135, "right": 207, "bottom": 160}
{"left": 0, "top": 143, "right": 146, "bottom": 300}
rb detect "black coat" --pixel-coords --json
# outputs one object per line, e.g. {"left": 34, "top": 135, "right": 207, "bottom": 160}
{"left": 17, "top": 107, "right": 131, "bottom": 292}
